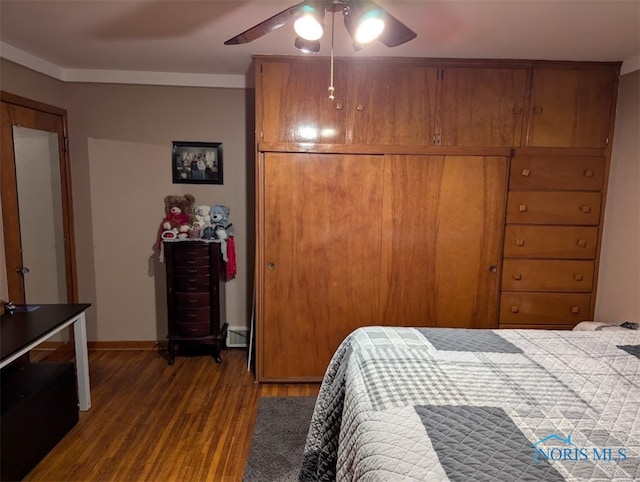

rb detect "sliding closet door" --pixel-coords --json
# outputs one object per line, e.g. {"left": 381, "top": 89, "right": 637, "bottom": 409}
{"left": 261, "top": 152, "right": 384, "bottom": 381}
{"left": 379, "top": 155, "right": 508, "bottom": 328}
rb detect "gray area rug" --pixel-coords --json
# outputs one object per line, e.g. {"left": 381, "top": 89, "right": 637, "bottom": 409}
{"left": 243, "top": 396, "right": 316, "bottom": 482}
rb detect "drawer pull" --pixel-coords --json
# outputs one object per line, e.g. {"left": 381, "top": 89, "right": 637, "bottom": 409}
{"left": 516, "top": 239, "right": 525, "bottom": 247}
{"left": 186, "top": 269, "right": 198, "bottom": 274}
{"left": 335, "top": 102, "right": 343, "bottom": 110}
{"left": 511, "top": 305, "right": 519, "bottom": 314}
{"left": 576, "top": 239, "right": 588, "bottom": 248}
{"left": 187, "top": 278, "right": 197, "bottom": 282}
{"left": 574, "top": 273, "right": 584, "bottom": 282}
{"left": 187, "top": 298, "right": 198, "bottom": 303}
{"left": 188, "top": 313, "right": 198, "bottom": 318}
{"left": 513, "top": 273, "right": 522, "bottom": 280}
{"left": 581, "top": 205, "right": 592, "bottom": 214}
{"left": 520, "top": 169, "right": 531, "bottom": 177}
{"left": 186, "top": 260, "right": 198, "bottom": 265}
{"left": 583, "top": 169, "right": 594, "bottom": 178}
{"left": 518, "top": 204, "right": 528, "bottom": 212}
{"left": 356, "top": 103, "right": 365, "bottom": 112}
{"left": 512, "top": 106, "right": 523, "bottom": 115}
{"left": 571, "top": 306, "right": 581, "bottom": 314}
{"left": 533, "top": 105, "right": 544, "bottom": 114}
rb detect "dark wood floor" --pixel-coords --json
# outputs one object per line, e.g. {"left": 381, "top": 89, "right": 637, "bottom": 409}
{"left": 25, "top": 348, "right": 319, "bottom": 482}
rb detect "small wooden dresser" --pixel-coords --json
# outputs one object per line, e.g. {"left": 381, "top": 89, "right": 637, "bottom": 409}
{"left": 163, "top": 240, "right": 227, "bottom": 364}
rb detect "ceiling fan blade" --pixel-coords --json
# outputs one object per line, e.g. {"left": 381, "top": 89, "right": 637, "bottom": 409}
{"left": 224, "top": 2, "right": 307, "bottom": 45}
{"left": 374, "top": 2, "right": 417, "bottom": 47}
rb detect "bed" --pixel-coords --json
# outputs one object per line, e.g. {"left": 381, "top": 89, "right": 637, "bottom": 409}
{"left": 300, "top": 326, "right": 640, "bottom": 481}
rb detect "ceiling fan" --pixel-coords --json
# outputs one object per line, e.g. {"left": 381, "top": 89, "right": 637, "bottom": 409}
{"left": 224, "top": 0, "right": 417, "bottom": 52}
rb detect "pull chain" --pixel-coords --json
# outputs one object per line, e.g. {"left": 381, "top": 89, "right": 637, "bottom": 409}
{"left": 328, "top": 11, "right": 335, "bottom": 101}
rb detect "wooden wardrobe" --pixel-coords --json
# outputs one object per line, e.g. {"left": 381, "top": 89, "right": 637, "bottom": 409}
{"left": 253, "top": 56, "right": 620, "bottom": 382}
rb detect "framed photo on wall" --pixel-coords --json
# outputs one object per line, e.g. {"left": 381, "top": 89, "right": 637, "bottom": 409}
{"left": 172, "top": 141, "right": 223, "bottom": 184}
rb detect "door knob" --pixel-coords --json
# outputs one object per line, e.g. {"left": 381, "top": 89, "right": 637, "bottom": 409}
{"left": 267, "top": 262, "right": 276, "bottom": 271}
{"left": 16, "top": 266, "right": 30, "bottom": 275}
{"left": 488, "top": 265, "right": 497, "bottom": 273}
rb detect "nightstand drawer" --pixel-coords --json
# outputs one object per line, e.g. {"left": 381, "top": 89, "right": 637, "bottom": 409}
{"left": 174, "top": 321, "right": 210, "bottom": 337}
{"left": 507, "top": 191, "right": 601, "bottom": 225}
{"left": 175, "top": 293, "right": 210, "bottom": 308}
{"left": 502, "top": 259, "right": 594, "bottom": 292}
{"left": 175, "top": 275, "right": 210, "bottom": 291}
{"left": 504, "top": 225, "right": 598, "bottom": 258}
{"left": 176, "top": 307, "right": 210, "bottom": 323}
{"left": 500, "top": 292, "right": 591, "bottom": 324}
{"left": 509, "top": 156, "right": 605, "bottom": 191}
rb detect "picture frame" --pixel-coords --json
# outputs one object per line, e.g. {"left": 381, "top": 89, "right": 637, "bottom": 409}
{"left": 172, "top": 141, "right": 223, "bottom": 184}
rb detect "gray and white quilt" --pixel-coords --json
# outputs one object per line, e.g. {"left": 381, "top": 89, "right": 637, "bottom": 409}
{"left": 300, "top": 326, "right": 640, "bottom": 481}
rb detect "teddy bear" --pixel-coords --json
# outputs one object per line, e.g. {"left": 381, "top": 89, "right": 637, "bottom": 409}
{"left": 193, "top": 204, "right": 212, "bottom": 231}
{"left": 158, "top": 194, "right": 196, "bottom": 247}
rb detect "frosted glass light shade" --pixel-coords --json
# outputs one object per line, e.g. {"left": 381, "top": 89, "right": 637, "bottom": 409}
{"left": 355, "top": 16, "right": 385, "bottom": 44}
{"left": 294, "top": 14, "right": 324, "bottom": 41}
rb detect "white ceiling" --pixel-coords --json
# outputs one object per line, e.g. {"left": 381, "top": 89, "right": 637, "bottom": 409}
{"left": 1, "top": 0, "right": 639, "bottom": 88}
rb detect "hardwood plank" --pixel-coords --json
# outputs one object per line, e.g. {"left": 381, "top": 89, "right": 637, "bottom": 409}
{"left": 23, "top": 349, "right": 319, "bottom": 482}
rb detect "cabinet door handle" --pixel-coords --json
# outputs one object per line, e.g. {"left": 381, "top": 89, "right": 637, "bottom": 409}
{"left": 574, "top": 273, "right": 584, "bottom": 281}
{"left": 511, "top": 305, "right": 519, "bottom": 313}
{"left": 513, "top": 273, "right": 522, "bottom": 280}
{"left": 356, "top": 103, "right": 365, "bottom": 112}
{"left": 581, "top": 205, "right": 592, "bottom": 213}
{"left": 571, "top": 306, "right": 581, "bottom": 314}
{"left": 521, "top": 169, "right": 531, "bottom": 177}
{"left": 576, "top": 239, "right": 588, "bottom": 248}
{"left": 519, "top": 204, "right": 528, "bottom": 212}
{"left": 583, "top": 169, "right": 594, "bottom": 178}
{"left": 533, "top": 105, "right": 544, "bottom": 114}
{"left": 335, "top": 102, "right": 343, "bottom": 111}
{"left": 512, "top": 106, "right": 523, "bottom": 115}
{"left": 516, "top": 239, "right": 525, "bottom": 247}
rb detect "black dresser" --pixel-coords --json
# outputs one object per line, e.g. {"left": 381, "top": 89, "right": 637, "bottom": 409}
{"left": 163, "top": 241, "right": 228, "bottom": 364}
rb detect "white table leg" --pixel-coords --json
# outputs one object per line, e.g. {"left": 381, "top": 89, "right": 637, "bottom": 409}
{"left": 73, "top": 312, "right": 91, "bottom": 411}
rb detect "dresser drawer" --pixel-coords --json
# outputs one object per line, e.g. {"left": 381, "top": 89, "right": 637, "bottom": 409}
{"left": 174, "top": 321, "right": 211, "bottom": 337}
{"left": 500, "top": 292, "right": 591, "bottom": 324}
{"left": 174, "top": 265, "right": 210, "bottom": 276}
{"left": 173, "top": 257, "right": 210, "bottom": 268}
{"left": 507, "top": 191, "right": 601, "bottom": 225}
{"left": 175, "top": 275, "right": 210, "bottom": 291}
{"left": 172, "top": 244, "right": 210, "bottom": 260}
{"left": 503, "top": 226, "right": 598, "bottom": 259}
{"left": 175, "top": 293, "right": 210, "bottom": 308}
{"left": 502, "top": 259, "right": 594, "bottom": 292}
{"left": 509, "top": 156, "right": 605, "bottom": 191}
{"left": 176, "top": 307, "right": 210, "bottom": 323}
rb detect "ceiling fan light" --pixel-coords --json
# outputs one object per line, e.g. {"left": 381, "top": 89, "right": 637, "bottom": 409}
{"left": 294, "top": 36, "right": 321, "bottom": 53}
{"left": 294, "top": 5, "right": 324, "bottom": 41}
{"left": 354, "top": 13, "right": 385, "bottom": 44}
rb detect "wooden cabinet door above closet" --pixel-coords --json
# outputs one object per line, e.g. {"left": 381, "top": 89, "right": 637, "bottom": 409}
{"left": 525, "top": 68, "right": 615, "bottom": 148}
{"left": 260, "top": 60, "right": 348, "bottom": 144}
{"left": 439, "top": 67, "right": 528, "bottom": 147}
{"left": 348, "top": 64, "right": 438, "bottom": 145}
